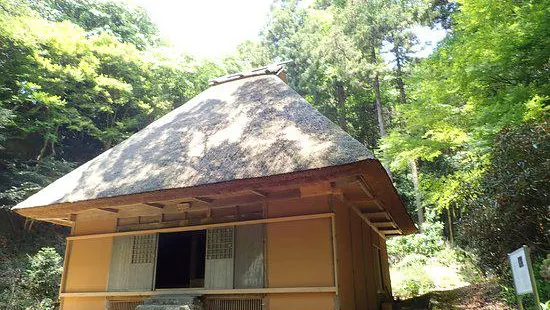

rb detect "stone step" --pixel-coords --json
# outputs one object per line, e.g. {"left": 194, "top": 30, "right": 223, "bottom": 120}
{"left": 136, "top": 294, "right": 203, "bottom": 310}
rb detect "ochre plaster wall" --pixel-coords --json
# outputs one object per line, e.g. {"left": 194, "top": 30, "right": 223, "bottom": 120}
{"left": 62, "top": 297, "right": 106, "bottom": 310}
{"left": 334, "top": 197, "right": 355, "bottom": 310}
{"left": 336, "top": 198, "right": 395, "bottom": 310}
{"left": 61, "top": 217, "right": 117, "bottom": 309}
{"left": 61, "top": 196, "right": 343, "bottom": 310}
{"left": 267, "top": 195, "right": 330, "bottom": 217}
{"left": 268, "top": 293, "right": 335, "bottom": 310}
{"left": 266, "top": 217, "right": 334, "bottom": 287}
{"left": 265, "top": 196, "right": 335, "bottom": 310}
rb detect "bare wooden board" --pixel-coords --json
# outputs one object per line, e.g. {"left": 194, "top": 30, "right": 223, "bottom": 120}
{"left": 234, "top": 224, "right": 265, "bottom": 288}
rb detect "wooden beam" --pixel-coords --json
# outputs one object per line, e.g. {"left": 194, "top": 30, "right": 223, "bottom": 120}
{"left": 300, "top": 182, "right": 332, "bottom": 197}
{"left": 355, "top": 176, "right": 374, "bottom": 198}
{"left": 363, "top": 211, "right": 388, "bottom": 218}
{"left": 192, "top": 197, "right": 213, "bottom": 204}
{"left": 37, "top": 218, "right": 74, "bottom": 227}
{"left": 371, "top": 222, "right": 396, "bottom": 228}
{"left": 15, "top": 160, "right": 368, "bottom": 219}
{"left": 59, "top": 239, "right": 72, "bottom": 296}
{"left": 330, "top": 175, "right": 361, "bottom": 188}
{"left": 373, "top": 199, "right": 386, "bottom": 211}
{"left": 370, "top": 199, "right": 403, "bottom": 235}
{"left": 167, "top": 202, "right": 191, "bottom": 212}
{"left": 98, "top": 208, "right": 119, "bottom": 214}
{"left": 249, "top": 189, "right": 268, "bottom": 198}
{"left": 196, "top": 188, "right": 301, "bottom": 210}
{"left": 350, "top": 206, "right": 386, "bottom": 240}
{"left": 67, "top": 213, "right": 334, "bottom": 241}
{"left": 380, "top": 229, "right": 401, "bottom": 235}
{"left": 345, "top": 196, "right": 377, "bottom": 205}
{"left": 331, "top": 215, "right": 339, "bottom": 295}
{"left": 143, "top": 202, "right": 165, "bottom": 209}
{"left": 60, "top": 286, "right": 338, "bottom": 298}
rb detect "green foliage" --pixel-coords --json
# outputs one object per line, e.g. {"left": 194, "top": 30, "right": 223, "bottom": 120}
{"left": 533, "top": 258, "right": 550, "bottom": 306}
{"left": 23, "top": 248, "right": 62, "bottom": 309}
{"left": 0, "top": 0, "right": 547, "bottom": 306}
{"left": 457, "top": 122, "right": 549, "bottom": 274}
{"left": 388, "top": 221, "right": 483, "bottom": 298}
{"left": 26, "top": 0, "right": 160, "bottom": 49}
{"left": 0, "top": 1, "right": 225, "bottom": 307}
{"left": 541, "top": 254, "right": 550, "bottom": 281}
{"left": 388, "top": 221, "right": 445, "bottom": 263}
{"left": 0, "top": 0, "right": 223, "bottom": 211}
{"left": 394, "top": 260, "right": 436, "bottom": 298}
{"left": 381, "top": 0, "right": 550, "bottom": 217}
{"left": 0, "top": 247, "right": 63, "bottom": 310}
{"left": 0, "top": 159, "right": 75, "bottom": 209}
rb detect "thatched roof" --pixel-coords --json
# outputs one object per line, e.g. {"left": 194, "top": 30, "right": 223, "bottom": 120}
{"left": 14, "top": 70, "right": 375, "bottom": 210}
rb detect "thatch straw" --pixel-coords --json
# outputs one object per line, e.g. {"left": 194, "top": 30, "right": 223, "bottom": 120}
{"left": 15, "top": 74, "right": 373, "bottom": 210}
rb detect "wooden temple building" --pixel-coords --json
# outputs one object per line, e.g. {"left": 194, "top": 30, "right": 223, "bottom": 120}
{"left": 14, "top": 65, "right": 417, "bottom": 310}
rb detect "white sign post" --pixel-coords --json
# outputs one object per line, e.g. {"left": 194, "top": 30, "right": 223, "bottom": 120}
{"left": 508, "top": 245, "right": 542, "bottom": 310}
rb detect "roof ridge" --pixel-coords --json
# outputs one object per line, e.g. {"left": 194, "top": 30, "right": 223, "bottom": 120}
{"left": 208, "top": 61, "right": 291, "bottom": 86}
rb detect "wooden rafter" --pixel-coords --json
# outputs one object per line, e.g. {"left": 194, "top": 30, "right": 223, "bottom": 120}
{"left": 355, "top": 175, "right": 374, "bottom": 198}
{"left": 249, "top": 189, "right": 268, "bottom": 198}
{"left": 97, "top": 208, "right": 119, "bottom": 214}
{"left": 193, "top": 197, "right": 213, "bottom": 204}
{"left": 350, "top": 206, "right": 386, "bottom": 239}
{"left": 363, "top": 211, "right": 388, "bottom": 218}
{"left": 371, "top": 222, "right": 396, "bottom": 228}
{"left": 67, "top": 213, "right": 334, "bottom": 241}
{"left": 380, "top": 229, "right": 401, "bottom": 235}
{"left": 143, "top": 202, "right": 165, "bottom": 209}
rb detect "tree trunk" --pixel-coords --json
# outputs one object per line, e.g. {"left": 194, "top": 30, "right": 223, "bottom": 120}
{"left": 335, "top": 82, "right": 348, "bottom": 132}
{"left": 395, "top": 45, "right": 407, "bottom": 104}
{"left": 36, "top": 136, "right": 49, "bottom": 161}
{"left": 447, "top": 207, "right": 454, "bottom": 245}
{"left": 410, "top": 158, "right": 424, "bottom": 230}
{"left": 371, "top": 47, "right": 386, "bottom": 137}
{"left": 393, "top": 40, "right": 424, "bottom": 230}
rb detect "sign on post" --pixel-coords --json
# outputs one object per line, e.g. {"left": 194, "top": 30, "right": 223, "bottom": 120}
{"left": 508, "top": 245, "right": 542, "bottom": 310}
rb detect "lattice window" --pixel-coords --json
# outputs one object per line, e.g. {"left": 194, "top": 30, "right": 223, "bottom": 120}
{"left": 205, "top": 296, "right": 264, "bottom": 310}
{"left": 207, "top": 227, "right": 234, "bottom": 259}
{"left": 108, "top": 300, "right": 143, "bottom": 310}
{"left": 131, "top": 234, "right": 156, "bottom": 264}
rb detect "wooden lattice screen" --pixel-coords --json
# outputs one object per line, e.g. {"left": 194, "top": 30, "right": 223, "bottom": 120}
{"left": 108, "top": 300, "right": 143, "bottom": 310}
{"left": 206, "top": 227, "right": 234, "bottom": 259}
{"left": 205, "top": 296, "right": 264, "bottom": 310}
{"left": 131, "top": 234, "right": 156, "bottom": 264}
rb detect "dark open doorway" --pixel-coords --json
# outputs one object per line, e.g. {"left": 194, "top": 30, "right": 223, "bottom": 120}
{"left": 155, "top": 230, "right": 206, "bottom": 289}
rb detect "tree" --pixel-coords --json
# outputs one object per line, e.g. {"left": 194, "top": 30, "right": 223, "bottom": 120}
{"left": 0, "top": 0, "right": 224, "bottom": 212}
{"left": 458, "top": 121, "right": 549, "bottom": 273}
{"left": 26, "top": 0, "right": 160, "bottom": 49}
{"left": 381, "top": 0, "right": 549, "bottom": 242}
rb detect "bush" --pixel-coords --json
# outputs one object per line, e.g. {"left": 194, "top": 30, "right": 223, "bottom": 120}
{"left": 0, "top": 247, "right": 62, "bottom": 310}
{"left": 387, "top": 221, "right": 446, "bottom": 263}
{"left": 457, "top": 122, "right": 549, "bottom": 275}
{"left": 388, "top": 220, "right": 483, "bottom": 298}
{"left": 391, "top": 257, "right": 436, "bottom": 298}
{"left": 23, "top": 247, "right": 62, "bottom": 307}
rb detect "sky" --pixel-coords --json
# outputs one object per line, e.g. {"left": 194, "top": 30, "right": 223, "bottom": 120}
{"left": 127, "top": 0, "right": 275, "bottom": 59}
{"left": 124, "top": 0, "right": 447, "bottom": 60}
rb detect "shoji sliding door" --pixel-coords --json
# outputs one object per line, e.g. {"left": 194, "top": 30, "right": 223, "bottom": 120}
{"left": 205, "top": 227, "right": 235, "bottom": 289}
{"left": 234, "top": 224, "right": 264, "bottom": 288}
{"left": 108, "top": 234, "right": 158, "bottom": 291}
